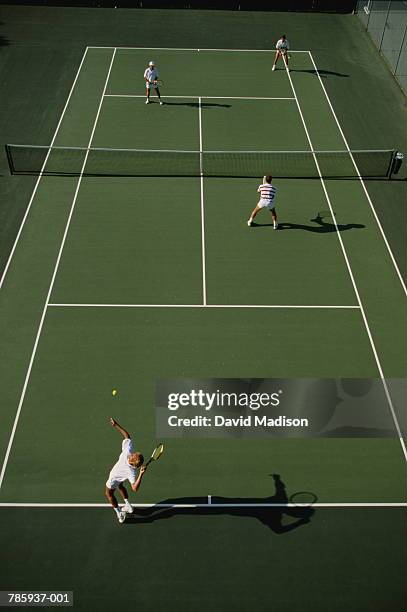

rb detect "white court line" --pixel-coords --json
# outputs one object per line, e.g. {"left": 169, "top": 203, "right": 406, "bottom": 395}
{"left": 0, "top": 502, "right": 405, "bottom": 508}
{"left": 308, "top": 50, "right": 407, "bottom": 299}
{"left": 104, "top": 94, "right": 295, "bottom": 100}
{"left": 47, "top": 303, "right": 360, "bottom": 309}
{"left": 285, "top": 57, "right": 407, "bottom": 464}
{"left": 89, "top": 46, "right": 308, "bottom": 53}
{"left": 0, "top": 49, "right": 118, "bottom": 493}
{"left": 198, "top": 96, "right": 207, "bottom": 306}
{"left": 0, "top": 48, "right": 89, "bottom": 292}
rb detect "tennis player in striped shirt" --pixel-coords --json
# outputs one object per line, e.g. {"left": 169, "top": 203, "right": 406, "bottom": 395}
{"left": 247, "top": 175, "right": 278, "bottom": 229}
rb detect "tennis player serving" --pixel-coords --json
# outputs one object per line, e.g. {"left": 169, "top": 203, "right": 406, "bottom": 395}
{"left": 144, "top": 60, "right": 163, "bottom": 105}
{"left": 247, "top": 175, "right": 278, "bottom": 229}
{"left": 105, "top": 417, "right": 147, "bottom": 524}
{"left": 272, "top": 34, "right": 290, "bottom": 71}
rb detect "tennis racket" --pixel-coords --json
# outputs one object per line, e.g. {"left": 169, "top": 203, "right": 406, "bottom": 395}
{"left": 145, "top": 442, "right": 164, "bottom": 466}
{"left": 150, "top": 79, "right": 164, "bottom": 86}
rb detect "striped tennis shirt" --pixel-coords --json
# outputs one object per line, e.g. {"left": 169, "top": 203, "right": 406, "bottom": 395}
{"left": 258, "top": 182, "right": 277, "bottom": 202}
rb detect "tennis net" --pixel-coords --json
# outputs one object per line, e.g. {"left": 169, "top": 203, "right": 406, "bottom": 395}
{"left": 5, "top": 144, "right": 403, "bottom": 179}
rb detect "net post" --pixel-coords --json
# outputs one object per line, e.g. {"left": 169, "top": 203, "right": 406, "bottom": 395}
{"left": 5, "top": 144, "right": 15, "bottom": 175}
{"left": 387, "top": 150, "right": 397, "bottom": 179}
{"left": 389, "top": 151, "right": 404, "bottom": 179}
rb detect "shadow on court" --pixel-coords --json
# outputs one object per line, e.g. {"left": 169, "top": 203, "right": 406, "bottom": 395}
{"left": 289, "top": 69, "right": 349, "bottom": 78}
{"left": 0, "top": 22, "right": 10, "bottom": 48}
{"left": 252, "top": 215, "right": 365, "bottom": 233}
{"left": 159, "top": 101, "right": 232, "bottom": 108}
{"left": 125, "top": 474, "right": 315, "bottom": 534}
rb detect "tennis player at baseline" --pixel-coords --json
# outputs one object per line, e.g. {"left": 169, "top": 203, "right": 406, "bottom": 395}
{"left": 272, "top": 34, "right": 290, "bottom": 71}
{"left": 247, "top": 175, "right": 278, "bottom": 229}
{"left": 105, "top": 417, "right": 147, "bottom": 524}
{"left": 144, "top": 60, "right": 163, "bottom": 105}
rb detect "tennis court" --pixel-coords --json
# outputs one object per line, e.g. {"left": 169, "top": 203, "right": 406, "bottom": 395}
{"left": 1, "top": 38, "right": 407, "bottom": 611}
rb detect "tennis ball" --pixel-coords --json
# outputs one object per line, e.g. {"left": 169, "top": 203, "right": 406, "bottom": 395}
{"left": 112, "top": 389, "right": 117, "bottom": 396}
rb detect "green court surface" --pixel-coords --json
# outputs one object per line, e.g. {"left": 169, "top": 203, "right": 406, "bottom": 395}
{"left": 1, "top": 34, "right": 407, "bottom": 612}
{"left": 0, "top": 507, "right": 406, "bottom": 612}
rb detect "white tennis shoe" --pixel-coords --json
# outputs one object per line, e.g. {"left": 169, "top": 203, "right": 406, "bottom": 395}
{"left": 145, "top": 99, "right": 150, "bottom": 104}
{"left": 123, "top": 501, "right": 133, "bottom": 514}
{"left": 273, "top": 222, "right": 279, "bottom": 230}
{"left": 272, "top": 65, "right": 276, "bottom": 71}
{"left": 247, "top": 219, "right": 252, "bottom": 226}
{"left": 117, "top": 511, "right": 127, "bottom": 524}
{"left": 159, "top": 100, "right": 164, "bottom": 105}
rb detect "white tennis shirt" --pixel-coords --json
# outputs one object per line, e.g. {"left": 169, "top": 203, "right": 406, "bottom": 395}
{"left": 276, "top": 38, "right": 290, "bottom": 50}
{"left": 144, "top": 67, "right": 159, "bottom": 83}
{"left": 108, "top": 438, "right": 138, "bottom": 485}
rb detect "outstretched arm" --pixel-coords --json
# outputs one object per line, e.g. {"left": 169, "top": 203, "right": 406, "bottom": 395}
{"left": 109, "top": 417, "right": 131, "bottom": 439}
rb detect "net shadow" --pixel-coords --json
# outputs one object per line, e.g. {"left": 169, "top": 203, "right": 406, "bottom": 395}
{"left": 0, "top": 21, "right": 10, "bottom": 48}
{"left": 159, "top": 101, "right": 232, "bottom": 108}
{"left": 125, "top": 474, "right": 316, "bottom": 534}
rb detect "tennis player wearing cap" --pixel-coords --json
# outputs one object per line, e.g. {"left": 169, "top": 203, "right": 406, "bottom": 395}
{"left": 272, "top": 35, "right": 290, "bottom": 71}
{"left": 247, "top": 176, "right": 278, "bottom": 230}
{"left": 144, "top": 60, "right": 163, "bottom": 105}
{"left": 105, "top": 417, "right": 147, "bottom": 524}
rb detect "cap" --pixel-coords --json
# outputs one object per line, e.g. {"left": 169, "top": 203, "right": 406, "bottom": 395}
{"left": 149, "top": 61, "right": 155, "bottom": 66}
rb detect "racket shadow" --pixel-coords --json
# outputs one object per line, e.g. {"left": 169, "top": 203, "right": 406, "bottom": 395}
{"left": 125, "top": 474, "right": 316, "bottom": 534}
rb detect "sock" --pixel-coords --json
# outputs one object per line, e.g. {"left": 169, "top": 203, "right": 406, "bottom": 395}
{"left": 124, "top": 499, "right": 129, "bottom": 504}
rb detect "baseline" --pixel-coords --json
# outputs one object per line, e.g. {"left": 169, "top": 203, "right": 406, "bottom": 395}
{"left": 47, "top": 303, "right": 360, "bottom": 309}
{"left": 104, "top": 94, "right": 295, "bottom": 100}
{"left": 0, "top": 502, "right": 405, "bottom": 508}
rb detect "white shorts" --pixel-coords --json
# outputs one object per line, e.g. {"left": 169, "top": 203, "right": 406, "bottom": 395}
{"left": 146, "top": 81, "right": 158, "bottom": 90}
{"left": 257, "top": 199, "right": 276, "bottom": 210}
{"left": 106, "top": 475, "right": 122, "bottom": 489}
{"left": 106, "top": 472, "right": 134, "bottom": 489}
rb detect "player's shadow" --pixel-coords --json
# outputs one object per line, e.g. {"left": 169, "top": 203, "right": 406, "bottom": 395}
{"left": 126, "top": 474, "right": 315, "bottom": 534}
{"left": 252, "top": 215, "right": 365, "bottom": 233}
{"left": 290, "top": 69, "right": 349, "bottom": 78}
{"left": 162, "top": 101, "right": 231, "bottom": 108}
